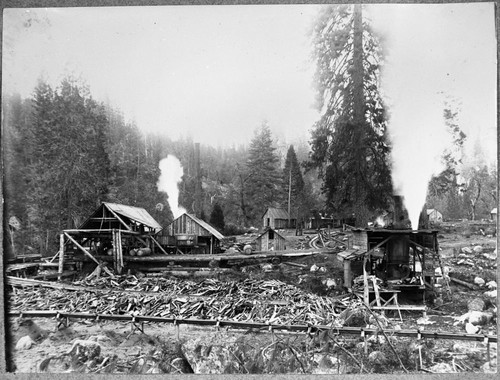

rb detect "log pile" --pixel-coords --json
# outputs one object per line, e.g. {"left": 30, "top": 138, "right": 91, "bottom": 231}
{"left": 8, "top": 276, "right": 351, "bottom": 325}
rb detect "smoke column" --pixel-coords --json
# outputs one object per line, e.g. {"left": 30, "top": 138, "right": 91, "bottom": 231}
{"left": 157, "top": 155, "right": 186, "bottom": 218}
{"left": 368, "top": 5, "right": 461, "bottom": 229}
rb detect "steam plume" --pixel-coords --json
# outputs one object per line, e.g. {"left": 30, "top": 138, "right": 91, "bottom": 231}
{"left": 369, "top": 5, "right": 456, "bottom": 229}
{"left": 157, "top": 155, "right": 186, "bottom": 218}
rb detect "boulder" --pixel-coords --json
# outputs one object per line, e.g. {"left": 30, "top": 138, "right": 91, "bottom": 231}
{"left": 462, "top": 247, "right": 473, "bottom": 254}
{"left": 483, "top": 290, "right": 497, "bottom": 299}
{"left": 473, "top": 245, "right": 484, "bottom": 253}
{"left": 368, "top": 351, "right": 387, "bottom": 365}
{"left": 429, "top": 363, "right": 455, "bottom": 373}
{"left": 310, "top": 264, "right": 319, "bottom": 272}
{"left": 325, "top": 278, "right": 337, "bottom": 288}
{"left": 481, "top": 360, "right": 497, "bottom": 373}
{"left": 16, "top": 335, "right": 35, "bottom": 350}
{"left": 468, "top": 311, "right": 493, "bottom": 326}
{"left": 465, "top": 322, "right": 480, "bottom": 334}
{"left": 67, "top": 339, "right": 102, "bottom": 361}
{"left": 486, "top": 281, "right": 497, "bottom": 289}
{"left": 467, "top": 298, "right": 486, "bottom": 312}
{"left": 474, "top": 277, "right": 486, "bottom": 286}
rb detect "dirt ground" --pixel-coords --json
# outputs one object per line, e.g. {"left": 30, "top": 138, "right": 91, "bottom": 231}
{"left": 5, "top": 228, "right": 498, "bottom": 374}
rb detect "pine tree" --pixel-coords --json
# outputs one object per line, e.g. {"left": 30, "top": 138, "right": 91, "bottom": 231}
{"left": 245, "top": 122, "right": 283, "bottom": 224}
{"left": 309, "top": 4, "right": 392, "bottom": 226}
{"left": 283, "top": 145, "right": 305, "bottom": 220}
{"left": 209, "top": 203, "right": 225, "bottom": 232}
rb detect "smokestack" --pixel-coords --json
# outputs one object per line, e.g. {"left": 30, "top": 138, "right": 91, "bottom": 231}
{"left": 393, "top": 195, "right": 409, "bottom": 230}
{"left": 194, "top": 143, "right": 203, "bottom": 218}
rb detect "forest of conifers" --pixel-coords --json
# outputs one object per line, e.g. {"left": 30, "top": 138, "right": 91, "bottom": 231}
{"left": 3, "top": 4, "right": 497, "bottom": 257}
{"left": 2, "top": 78, "right": 323, "bottom": 256}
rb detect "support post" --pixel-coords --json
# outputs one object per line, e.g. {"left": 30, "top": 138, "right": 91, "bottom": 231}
{"left": 58, "top": 234, "right": 65, "bottom": 281}
{"left": 117, "top": 230, "right": 123, "bottom": 274}
{"left": 112, "top": 229, "right": 118, "bottom": 274}
{"left": 363, "top": 255, "right": 369, "bottom": 305}
{"left": 343, "top": 260, "right": 352, "bottom": 289}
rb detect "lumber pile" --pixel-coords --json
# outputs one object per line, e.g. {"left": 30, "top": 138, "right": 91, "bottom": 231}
{"left": 8, "top": 276, "right": 351, "bottom": 325}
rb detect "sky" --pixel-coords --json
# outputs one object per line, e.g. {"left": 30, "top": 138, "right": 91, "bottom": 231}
{"left": 2, "top": 3, "right": 497, "bottom": 163}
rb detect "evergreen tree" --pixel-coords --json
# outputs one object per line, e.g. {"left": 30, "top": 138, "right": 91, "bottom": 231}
{"left": 24, "top": 77, "right": 112, "bottom": 253}
{"left": 209, "top": 203, "right": 225, "bottom": 232}
{"left": 308, "top": 4, "right": 392, "bottom": 226}
{"left": 283, "top": 145, "right": 305, "bottom": 221}
{"left": 245, "top": 122, "right": 283, "bottom": 224}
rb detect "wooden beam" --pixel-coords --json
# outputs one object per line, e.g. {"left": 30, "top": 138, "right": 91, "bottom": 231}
{"left": 64, "top": 232, "right": 100, "bottom": 266}
{"left": 63, "top": 229, "right": 142, "bottom": 235}
{"left": 117, "top": 230, "right": 124, "bottom": 273}
{"left": 106, "top": 207, "right": 132, "bottom": 231}
{"left": 150, "top": 236, "right": 169, "bottom": 255}
{"left": 58, "top": 234, "right": 65, "bottom": 280}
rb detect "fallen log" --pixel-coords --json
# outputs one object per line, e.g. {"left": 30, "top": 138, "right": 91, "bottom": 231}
{"left": 281, "top": 262, "right": 307, "bottom": 269}
{"left": 449, "top": 277, "right": 476, "bottom": 290}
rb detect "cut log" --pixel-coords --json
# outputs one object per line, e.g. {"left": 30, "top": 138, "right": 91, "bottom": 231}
{"left": 450, "top": 277, "right": 476, "bottom": 290}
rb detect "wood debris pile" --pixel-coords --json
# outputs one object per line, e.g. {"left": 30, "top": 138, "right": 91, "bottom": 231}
{"left": 8, "top": 277, "right": 352, "bottom": 325}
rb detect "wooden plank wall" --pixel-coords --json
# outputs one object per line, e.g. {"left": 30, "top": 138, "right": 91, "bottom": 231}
{"left": 255, "top": 232, "right": 286, "bottom": 251}
{"left": 167, "top": 214, "right": 211, "bottom": 237}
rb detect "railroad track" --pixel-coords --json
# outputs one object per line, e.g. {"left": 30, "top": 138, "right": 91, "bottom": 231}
{"left": 7, "top": 310, "right": 497, "bottom": 343}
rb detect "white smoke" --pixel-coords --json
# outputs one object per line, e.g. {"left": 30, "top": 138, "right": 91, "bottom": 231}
{"left": 157, "top": 155, "right": 186, "bottom": 219}
{"left": 368, "top": 5, "right": 462, "bottom": 229}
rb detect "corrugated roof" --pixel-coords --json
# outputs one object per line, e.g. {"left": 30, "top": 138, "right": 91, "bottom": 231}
{"left": 183, "top": 213, "right": 225, "bottom": 240}
{"left": 104, "top": 202, "right": 162, "bottom": 231}
{"left": 262, "top": 207, "right": 290, "bottom": 220}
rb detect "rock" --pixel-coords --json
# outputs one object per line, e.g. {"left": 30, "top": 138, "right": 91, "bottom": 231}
{"left": 481, "top": 360, "right": 497, "bottom": 373}
{"left": 429, "top": 363, "right": 455, "bottom": 373}
{"left": 16, "top": 335, "right": 35, "bottom": 350}
{"left": 484, "top": 290, "right": 497, "bottom": 299}
{"left": 474, "top": 277, "right": 486, "bottom": 286}
{"left": 468, "top": 298, "right": 486, "bottom": 312}
{"left": 462, "top": 247, "right": 473, "bottom": 254}
{"left": 261, "top": 263, "right": 273, "bottom": 272}
{"left": 314, "top": 354, "right": 339, "bottom": 369}
{"left": 310, "top": 264, "right": 319, "bottom": 272}
{"left": 465, "top": 322, "right": 480, "bottom": 334}
{"left": 473, "top": 245, "right": 484, "bottom": 253}
{"left": 483, "top": 252, "right": 497, "bottom": 260}
{"left": 325, "top": 278, "right": 337, "bottom": 288}
{"left": 368, "top": 351, "right": 387, "bottom": 365}
{"left": 17, "top": 319, "right": 46, "bottom": 341}
{"left": 67, "top": 339, "right": 101, "bottom": 360}
{"left": 468, "top": 311, "right": 493, "bottom": 326}
{"left": 367, "top": 335, "right": 387, "bottom": 345}
{"left": 318, "top": 266, "right": 327, "bottom": 272}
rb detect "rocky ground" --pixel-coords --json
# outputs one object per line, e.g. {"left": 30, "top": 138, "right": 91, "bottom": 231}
{"left": 5, "top": 227, "right": 498, "bottom": 374}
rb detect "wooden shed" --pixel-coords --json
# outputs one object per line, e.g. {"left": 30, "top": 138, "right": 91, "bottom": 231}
{"left": 262, "top": 207, "right": 296, "bottom": 229}
{"left": 426, "top": 209, "right": 443, "bottom": 224}
{"left": 253, "top": 227, "right": 287, "bottom": 252}
{"left": 60, "top": 202, "right": 165, "bottom": 275}
{"left": 491, "top": 208, "right": 497, "bottom": 221}
{"left": 159, "top": 212, "right": 224, "bottom": 255}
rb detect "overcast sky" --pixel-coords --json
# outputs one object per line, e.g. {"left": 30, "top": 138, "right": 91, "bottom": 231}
{"left": 2, "top": 3, "right": 497, "bottom": 163}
